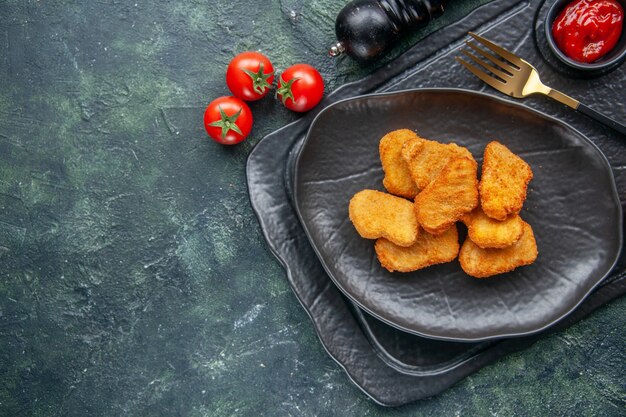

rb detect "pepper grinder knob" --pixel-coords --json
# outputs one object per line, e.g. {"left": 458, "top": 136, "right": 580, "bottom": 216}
{"left": 329, "top": 42, "right": 346, "bottom": 57}
{"left": 330, "top": 0, "right": 447, "bottom": 62}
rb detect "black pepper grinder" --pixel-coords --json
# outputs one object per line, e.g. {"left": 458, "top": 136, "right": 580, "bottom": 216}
{"left": 329, "top": 0, "right": 448, "bottom": 62}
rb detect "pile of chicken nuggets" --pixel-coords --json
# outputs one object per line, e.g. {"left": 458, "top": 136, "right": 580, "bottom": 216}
{"left": 348, "top": 129, "right": 537, "bottom": 278}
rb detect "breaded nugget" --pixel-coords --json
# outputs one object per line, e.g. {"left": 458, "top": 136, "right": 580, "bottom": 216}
{"left": 415, "top": 157, "right": 479, "bottom": 235}
{"left": 479, "top": 141, "right": 533, "bottom": 221}
{"left": 375, "top": 225, "right": 459, "bottom": 272}
{"left": 402, "top": 137, "right": 473, "bottom": 190}
{"left": 349, "top": 189, "right": 418, "bottom": 247}
{"left": 461, "top": 206, "right": 524, "bottom": 249}
{"left": 379, "top": 129, "right": 421, "bottom": 199}
{"left": 459, "top": 221, "right": 538, "bottom": 278}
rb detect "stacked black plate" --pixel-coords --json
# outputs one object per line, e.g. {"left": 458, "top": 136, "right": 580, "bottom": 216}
{"left": 246, "top": 0, "right": 626, "bottom": 406}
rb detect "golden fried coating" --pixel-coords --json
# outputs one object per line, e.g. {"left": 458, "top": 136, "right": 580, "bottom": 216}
{"left": 401, "top": 137, "right": 473, "bottom": 190}
{"left": 479, "top": 141, "right": 533, "bottom": 221}
{"left": 459, "top": 221, "right": 538, "bottom": 278}
{"left": 375, "top": 225, "right": 459, "bottom": 272}
{"left": 415, "top": 157, "right": 479, "bottom": 235}
{"left": 349, "top": 189, "right": 418, "bottom": 247}
{"left": 461, "top": 206, "right": 524, "bottom": 249}
{"left": 379, "top": 129, "right": 421, "bottom": 199}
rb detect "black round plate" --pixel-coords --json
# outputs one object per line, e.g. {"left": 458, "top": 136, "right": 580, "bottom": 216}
{"left": 293, "top": 88, "right": 622, "bottom": 342}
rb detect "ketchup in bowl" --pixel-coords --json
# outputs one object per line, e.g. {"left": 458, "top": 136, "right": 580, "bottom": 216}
{"left": 552, "top": 0, "right": 624, "bottom": 63}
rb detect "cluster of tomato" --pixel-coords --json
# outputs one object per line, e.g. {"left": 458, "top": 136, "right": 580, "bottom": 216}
{"left": 204, "top": 52, "right": 325, "bottom": 145}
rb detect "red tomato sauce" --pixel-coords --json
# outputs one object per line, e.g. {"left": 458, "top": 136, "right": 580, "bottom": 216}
{"left": 552, "top": 0, "right": 624, "bottom": 63}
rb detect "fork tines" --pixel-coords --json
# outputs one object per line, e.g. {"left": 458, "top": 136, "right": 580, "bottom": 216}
{"left": 456, "top": 32, "right": 520, "bottom": 91}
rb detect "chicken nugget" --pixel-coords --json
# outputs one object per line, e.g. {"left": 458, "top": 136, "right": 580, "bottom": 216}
{"left": 349, "top": 189, "right": 418, "bottom": 247}
{"left": 479, "top": 141, "right": 533, "bottom": 221}
{"left": 459, "top": 221, "right": 538, "bottom": 278}
{"left": 379, "top": 129, "right": 420, "bottom": 199}
{"left": 375, "top": 225, "right": 459, "bottom": 272}
{"left": 402, "top": 137, "right": 473, "bottom": 190}
{"left": 415, "top": 157, "right": 479, "bottom": 235}
{"left": 461, "top": 206, "right": 524, "bottom": 249}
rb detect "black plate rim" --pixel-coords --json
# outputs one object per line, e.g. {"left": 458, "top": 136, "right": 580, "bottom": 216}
{"left": 292, "top": 87, "right": 624, "bottom": 343}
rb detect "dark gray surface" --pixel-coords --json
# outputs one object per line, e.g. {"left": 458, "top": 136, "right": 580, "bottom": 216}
{"left": 1, "top": 0, "right": 625, "bottom": 415}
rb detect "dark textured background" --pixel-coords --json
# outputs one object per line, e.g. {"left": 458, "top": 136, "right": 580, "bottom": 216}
{"left": 0, "top": 1, "right": 624, "bottom": 416}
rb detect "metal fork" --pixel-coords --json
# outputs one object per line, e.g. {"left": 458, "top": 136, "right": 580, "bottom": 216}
{"left": 457, "top": 32, "right": 626, "bottom": 136}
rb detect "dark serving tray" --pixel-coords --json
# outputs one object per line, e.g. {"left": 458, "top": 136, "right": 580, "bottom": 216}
{"left": 246, "top": 0, "right": 626, "bottom": 406}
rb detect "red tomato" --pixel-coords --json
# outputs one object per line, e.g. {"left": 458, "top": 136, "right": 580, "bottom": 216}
{"left": 277, "top": 64, "right": 324, "bottom": 112}
{"left": 226, "top": 52, "right": 275, "bottom": 101}
{"left": 204, "top": 96, "right": 253, "bottom": 145}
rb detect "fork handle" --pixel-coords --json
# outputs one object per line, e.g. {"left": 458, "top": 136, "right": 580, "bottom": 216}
{"left": 576, "top": 104, "right": 626, "bottom": 136}
{"left": 547, "top": 89, "right": 626, "bottom": 136}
